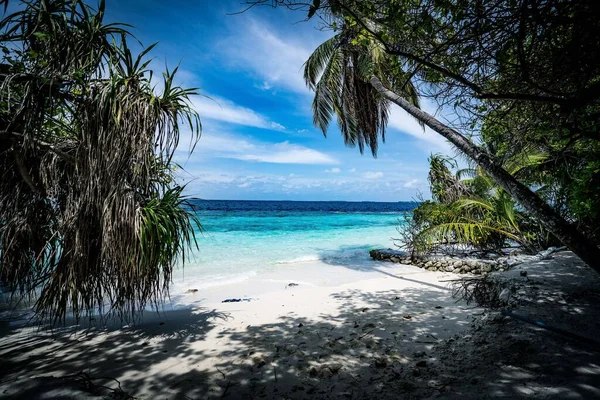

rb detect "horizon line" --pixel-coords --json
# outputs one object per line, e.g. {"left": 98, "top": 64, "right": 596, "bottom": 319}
{"left": 189, "top": 198, "right": 421, "bottom": 203}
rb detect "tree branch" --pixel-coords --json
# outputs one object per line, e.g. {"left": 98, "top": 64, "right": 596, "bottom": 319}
{"left": 13, "top": 150, "right": 43, "bottom": 194}
{"left": 337, "top": 1, "right": 567, "bottom": 105}
{"left": 2, "top": 131, "right": 76, "bottom": 164}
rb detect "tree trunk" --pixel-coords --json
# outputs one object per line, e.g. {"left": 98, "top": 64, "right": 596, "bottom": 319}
{"left": 369, "top": 76, "right": 600, "bottom": 273}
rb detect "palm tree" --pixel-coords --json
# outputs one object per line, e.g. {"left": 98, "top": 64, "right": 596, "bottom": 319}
{"left": 413, "top": 155, "right": 536, "bottom": 254}
{"left": 0, "top": 0, "right": 200, "bottom": 322}
{"left": 303, "top": 15, "right": 600, "bottom": 273}
{"left": 304, "top": 32, "right": 420, "bottom": 157}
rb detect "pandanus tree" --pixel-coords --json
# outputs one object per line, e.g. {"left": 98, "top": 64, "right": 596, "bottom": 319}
{"left": 0, "top": 0, "right": 200, "bottom": 321}
{"left": 297, "top": 0, "right": 600, "bottom": 272}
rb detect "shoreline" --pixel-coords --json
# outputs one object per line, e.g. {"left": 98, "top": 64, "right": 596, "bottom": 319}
{"left": 2, "top": 252, "right": 599, "bottom": 399}
{"left": 170, "top": 257, "right": 429, "bottom": 306}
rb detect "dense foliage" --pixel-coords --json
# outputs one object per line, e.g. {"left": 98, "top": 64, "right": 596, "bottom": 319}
{"left": 0, "top": 0, "right": 201, "bottom": 321}
{"left": 251, "top": 0, "right": 600, "bottom": 268}
{"left": 406, "top": 155, "right": 556, "bottom": 255}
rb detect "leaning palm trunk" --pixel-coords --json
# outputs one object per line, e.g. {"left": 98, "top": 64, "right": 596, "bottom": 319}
{"left": 369, "top": 76, "right": 600, "bottom": 273}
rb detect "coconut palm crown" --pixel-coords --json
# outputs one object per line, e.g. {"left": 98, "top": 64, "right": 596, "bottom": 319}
{"left": 304, "top": 27, "right": 421, "bottom": 157}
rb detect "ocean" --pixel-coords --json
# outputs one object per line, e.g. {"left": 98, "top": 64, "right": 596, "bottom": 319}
{"left": 170, "top": 200, "right": 417, "bottom": 293}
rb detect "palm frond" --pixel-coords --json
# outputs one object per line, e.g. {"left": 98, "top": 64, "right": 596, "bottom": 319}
{"left": 419, "top": 221, "right": 522, "bottom": 246}
{"left": 303, "top": 34, "right": 340, "bottom": 90}
{"left": 304, "top": 24, "right": 422, "bottom": 157}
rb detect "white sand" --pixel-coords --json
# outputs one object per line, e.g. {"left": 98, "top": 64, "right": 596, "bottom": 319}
{"left": 1, "top": 253, "right": 599, "bottom": 399}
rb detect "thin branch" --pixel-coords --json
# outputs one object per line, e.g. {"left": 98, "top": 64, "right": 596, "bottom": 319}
{"left": 337, "top": 1, "right": 567, "bottom": 105}
{"left": 13, "top": 150, "right": 42, "bottom": 194}
{"left": 2, "top": 131, "right": 76, "bottom": 164}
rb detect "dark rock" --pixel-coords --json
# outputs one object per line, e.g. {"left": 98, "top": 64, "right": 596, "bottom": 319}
{"left": 416, "top": 360, "right": 427, "bottom": 368}
{"left": 222, "top": 298, "right": 251, "bottom": 303}
{"left": 222, "top": 298, "right": 241, "bottom": 303}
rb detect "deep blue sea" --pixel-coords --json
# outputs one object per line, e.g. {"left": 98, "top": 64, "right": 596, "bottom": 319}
{"left": 172, "top": 200, "right": 417, "bottom": 291}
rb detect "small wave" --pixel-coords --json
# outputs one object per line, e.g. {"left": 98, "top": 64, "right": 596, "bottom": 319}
{"left": 274, "top": 255, "right": 322, "bottom": 264}
{"left": 274, "top": 248, "right": 370, "bottom": 265}
{"left": 170, "top": 270, "right": 258, "bottom": 293}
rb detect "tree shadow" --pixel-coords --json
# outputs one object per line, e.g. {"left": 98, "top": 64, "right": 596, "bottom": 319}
{"left": 0, "top": 306, "right": 228, "bottom": 399}
{"left": 317, "top": 244, "right": 451, "bottom": 291}
{"left": 1, "top": 251, "right": 599, "bottom": 399}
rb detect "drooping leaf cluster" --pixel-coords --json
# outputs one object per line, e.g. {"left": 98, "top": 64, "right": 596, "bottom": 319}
{"left": 304, "top": 27, "right": 420, "bottom": 156}
{"left": 0, "top": 0, "right": 201, "bottom": 322}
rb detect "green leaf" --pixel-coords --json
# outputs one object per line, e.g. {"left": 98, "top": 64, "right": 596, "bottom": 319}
{"left": 33, "top": 32, "right": 49, "bottom": 41}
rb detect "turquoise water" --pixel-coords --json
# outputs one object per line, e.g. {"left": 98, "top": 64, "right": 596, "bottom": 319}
{"left": 170, "top": 200, "right": 415, "bottom": 291}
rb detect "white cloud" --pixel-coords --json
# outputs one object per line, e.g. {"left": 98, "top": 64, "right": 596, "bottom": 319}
{"left": 176, "top": 158, "right": 430, "bottom": 200}
{"left": 349, "top": 168, "right": 356, "bottom": 173}
{"left": 403, "top": 179, "right": 419, "bottom": 188}
{"left": 219, "top": 18, "right": 326, "bottom": 94}
{"left": 257, "top": 81, "right": 273, "bottom": 91}
{"left": 325, "top": 168, "right": 341, "bottom": 173}
{"left": 362, "top": 171, "right": 384, "bottom": 179}
{"left": 387, "top": 106, "right": 453, "bottom": 154}
{"left": 238, "top": 145, "right": 337, "bottom": 165}
{"left": 270, "top": 122, "right": 286, "bottom": 130}
{"left": 191, "top": 95, "right": 284, "bottom": 131}
{"left": 192, "top": 132, "right": 338, "bottom": 165}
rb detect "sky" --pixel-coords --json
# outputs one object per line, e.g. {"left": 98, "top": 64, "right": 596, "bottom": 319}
{"left": 102, "top": 0, "right": 454, "bottom": 201}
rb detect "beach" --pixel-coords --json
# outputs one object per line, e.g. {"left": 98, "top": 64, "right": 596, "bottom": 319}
{"left": 0, "top": 259, "right": 475, "bottom": 399}
{"left": 3, "top": 1, "right": 600, "bottom": 398}
{"left": 2, "top": 251, "right": 600, "bottom": 399}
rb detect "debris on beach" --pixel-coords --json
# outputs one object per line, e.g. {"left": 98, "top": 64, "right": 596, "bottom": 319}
{"left": 286, "top": 283, "right": 299, "bottom": 288}
{"left": 221, "top": 298, "right": 252, "bottom": 303}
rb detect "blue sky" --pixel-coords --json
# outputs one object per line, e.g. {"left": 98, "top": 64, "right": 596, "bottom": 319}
{"left": 103, "top": 0, "right": 453, "bottom": 201}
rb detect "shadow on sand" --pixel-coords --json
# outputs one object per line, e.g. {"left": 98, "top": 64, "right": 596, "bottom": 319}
{"left": 0, "top": 251, "right": 599, "bottom": 399}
